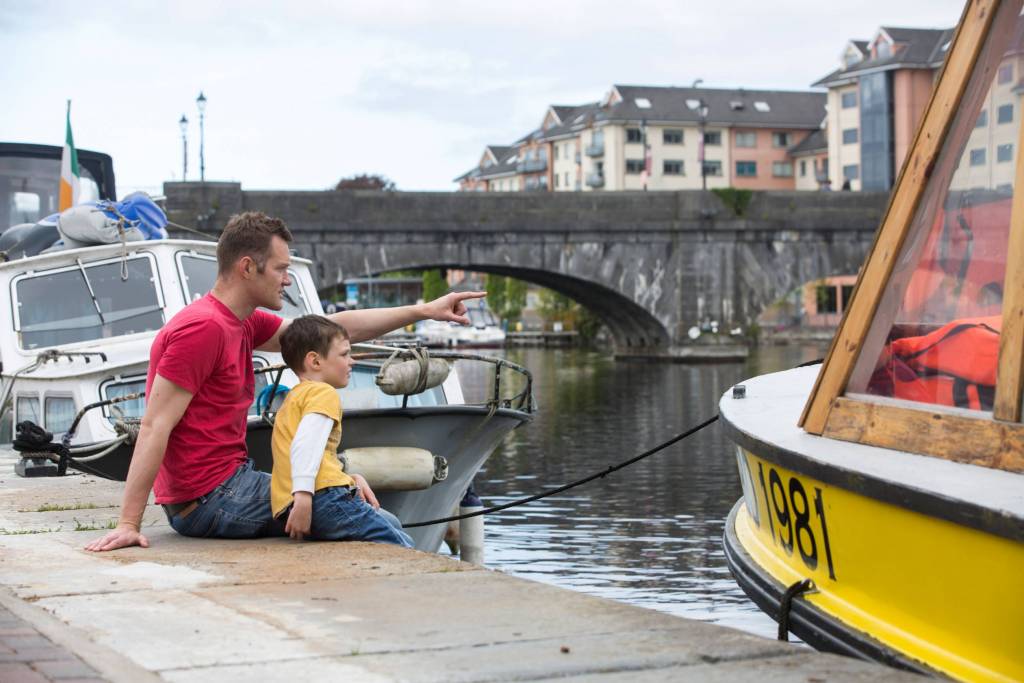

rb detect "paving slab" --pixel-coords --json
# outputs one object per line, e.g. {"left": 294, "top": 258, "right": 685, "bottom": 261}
{"left": 0, "top": 452, "right": 922, "bottom": 682}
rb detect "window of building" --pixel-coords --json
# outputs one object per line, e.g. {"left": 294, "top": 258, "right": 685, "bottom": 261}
{"left": 704, "top": 131, "right": 722, "bottom": 146}
{"left": 553, "top": 146, "right": 559, "bottom": 161}
{"left": 816, "top": 285, "right": 839, "bottom": 314}
{"left": 842, "top": 128, "right": 859, "bottom": 144}
{"left": 772, "top": 132, "right": 792, "bottom": 148}
{"left": 970, "top": 148, "right": 986, "bottom": 165}
{"left": 626, "top": 128, "right": 643, "bottom": 143}
{"left": 663, "top": 129, "right": 683, "bottom": 144}
{"left": 735, "top": 132, "right": 756, "bottom": 147}
{"left": 703, "top": 160, "right": 723, "bottom": 176}
{"left": 663, "top": 160, "right": 684, "bottom": 175}
{"left": 997, "top": 143, "right": 1013, "bottom": 163}
{"left": 554, "top": 174, "right": 560, "bottom": 188}
{"left": 998, "top": 63, "right": 1013, "bottom": 84}
{"left": 800, "top": 159, "right": 807, "bottom": 177}
{"left": 772, "top": 161, "right": 794, "bottom": 177}
{"left": 841, "top": 91, "right": 857, "bottom": 109}
{"left": 736, "top": 161, "right": 757, "bottom": 177}
{"left": 976, "top": 109, "right": 989, "bottom": 127}
{"left": 843, "top": 164, "right": 859, "bottom": 180}
{"left": 625, "top": 159, "right": 645, "bottom": 174}
{"left": 998, "top": 103, "right": 1013, "bottom": 124}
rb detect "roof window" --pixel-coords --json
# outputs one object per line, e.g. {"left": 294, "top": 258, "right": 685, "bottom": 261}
{"left": 635, "top": 98, "right": 652, "bottom": 109}
{"left": 730, "top": 100, "right": 745, "bottom": 110}
{"left": 754, "top": 101, "right": 771, "bottom": 113}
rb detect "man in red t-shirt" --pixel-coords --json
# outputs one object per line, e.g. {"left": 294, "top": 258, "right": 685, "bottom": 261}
{"left": 86, "top": 212, "right": 482, "bottom": 551}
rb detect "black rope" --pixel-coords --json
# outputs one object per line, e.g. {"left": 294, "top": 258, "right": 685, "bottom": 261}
{"left": 403, "top": 413, "right": 719, "bottom": 528}
{"left": 778, "top": 578, "right": 814, "bottom": 641}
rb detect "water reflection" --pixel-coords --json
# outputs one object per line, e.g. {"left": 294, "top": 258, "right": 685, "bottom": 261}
{"left": 455, "top": 344, "right": 826, "bottom": 640}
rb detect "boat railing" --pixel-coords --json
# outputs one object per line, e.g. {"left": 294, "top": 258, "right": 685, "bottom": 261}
{"left": 255, "top": 345, "right": 535, "bottom": 423}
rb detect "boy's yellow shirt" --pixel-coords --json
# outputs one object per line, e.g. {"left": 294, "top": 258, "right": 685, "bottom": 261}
{"left": 270, "top": 380, "right": 354, "bottom": 517}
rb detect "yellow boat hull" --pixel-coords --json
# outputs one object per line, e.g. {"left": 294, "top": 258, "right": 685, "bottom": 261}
{"left": 725, "top": 447, "right": 1024, "bottom": 683}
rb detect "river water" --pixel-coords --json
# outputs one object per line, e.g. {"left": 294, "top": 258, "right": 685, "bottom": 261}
{"left": 454, "top": 344, "right": 827, "bottom": 640}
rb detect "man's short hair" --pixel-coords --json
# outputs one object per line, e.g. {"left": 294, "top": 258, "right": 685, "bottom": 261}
{"left": 217, "top": 212, "right": 293, "bottom": 275}
{"left": 280, "top": 315, "right": 350, "bottom": 373}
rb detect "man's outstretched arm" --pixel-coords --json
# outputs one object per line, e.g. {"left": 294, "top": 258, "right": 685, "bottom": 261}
{"left": 257, "top": 290, "right": 486, "bottom": 352}
{"left": 84, "top": 375, "right": 194, "bottom": 552}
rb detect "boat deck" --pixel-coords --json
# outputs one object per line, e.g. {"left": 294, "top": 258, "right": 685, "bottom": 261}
{"left": 720, "top": 366, "right": 1024, "bottom": 541}
{"left": 0, "top": 449, "right": 919, "bottom": 682}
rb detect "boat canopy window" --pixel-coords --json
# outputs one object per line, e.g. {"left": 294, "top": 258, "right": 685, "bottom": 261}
{"left": 177, "top": 253, "right": 310, "bottom": 318}
{"left": 14, "top": 255, "right": 164, "bottom": 349}
{"left": 339, "top": 364, "right": 444, "bottom": 409}
{"left": 45, "top": 396, "right": 75, "bottom": 434}
{"left": 846, "top": 11, "right": 1023, "bottom": 415}
{"left": 1, "top": 156, "right": 100, "bottom": 227}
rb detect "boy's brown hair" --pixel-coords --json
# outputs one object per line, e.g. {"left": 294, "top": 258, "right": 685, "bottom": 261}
{"left": 280, "top": 315, "right": 350, "bottom": 373}
{"left": 217, "top": 211, "right": 293, "bottom": 275}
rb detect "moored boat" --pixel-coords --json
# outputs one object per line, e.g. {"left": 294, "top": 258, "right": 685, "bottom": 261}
{"left": 722, "top": 2, "right": 1024, "bottom": 680}
{"left": 0, "top": 147, "right": 534, "bottom": 553}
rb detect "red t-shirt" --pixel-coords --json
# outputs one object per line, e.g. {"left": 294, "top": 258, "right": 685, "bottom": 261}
{"left": 148, "top": 294, "right": 282, "bottom": 504}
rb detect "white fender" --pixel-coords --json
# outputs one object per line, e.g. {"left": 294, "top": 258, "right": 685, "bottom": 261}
{"left": 340, "top": 447, "right": 447, "bottom": 491}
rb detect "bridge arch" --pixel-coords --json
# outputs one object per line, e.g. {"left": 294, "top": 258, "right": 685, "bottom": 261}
{"left": 322, "top": 263, "right": 671, "bottom": 350}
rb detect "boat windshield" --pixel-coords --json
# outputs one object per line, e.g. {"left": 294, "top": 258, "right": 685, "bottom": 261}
{"left": 1, "top": 156, "right": 100, "bottom": 228}
{"left": 177, "top": 253, "right": 310, "bottom": 318}
{"left": 15, "top": 255, "right": 164, "bottom": 349}
{"left": 848, "top": 10, "right": 1024, "bottom": 413}
{"left": 339, "top": 365, "right": 444, "bottom": 409}
{"left": 468, "top": 307, "right": 498, "bottom": 328}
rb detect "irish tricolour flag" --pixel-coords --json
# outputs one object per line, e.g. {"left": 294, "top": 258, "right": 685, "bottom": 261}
{"left": 59, "top": 101, "right": 80, "bottom": 211}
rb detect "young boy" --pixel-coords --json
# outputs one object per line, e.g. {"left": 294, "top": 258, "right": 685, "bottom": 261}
{"left": 271, "top": 315, "right": 413, "bottom": 547}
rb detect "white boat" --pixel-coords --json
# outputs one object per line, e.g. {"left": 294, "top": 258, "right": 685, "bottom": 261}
{"left": 415, "top": 300, "right": 506, "bottom": 348}
{"left": 0, "top": 145, "right": 534, "bottom": 553}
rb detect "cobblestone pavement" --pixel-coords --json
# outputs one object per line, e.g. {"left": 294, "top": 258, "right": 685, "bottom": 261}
{"left": 0, "top": 604, "right": 105, "bottom": 682}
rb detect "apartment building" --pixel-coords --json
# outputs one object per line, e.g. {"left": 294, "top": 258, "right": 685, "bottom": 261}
{"left": 454, "top": 145, "right": 519, "bottom": 192}
{"left": 789, "top": 129, "right": 829, "bottom": 190}
{"left": 456, "top": 85, "right": 826, "bottom": 192}
{"left": 814, "top": 27, "right": 953, "bottom": 190}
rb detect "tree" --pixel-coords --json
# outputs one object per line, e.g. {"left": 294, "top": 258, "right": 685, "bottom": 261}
{"left": 335, "top": 174, "right": 397, "bottom": 191}
{"left": 505, "top": 278, "right": 527, "bottom": 321}
{"left": 485, "top": 274, "right": 507, "bottom": 319}
{"left": 422, "top": 269, "right": 447, "bottom": 302}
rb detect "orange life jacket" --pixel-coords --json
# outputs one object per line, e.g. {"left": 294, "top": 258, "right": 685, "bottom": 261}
{"left": 870, "top": 316, "right": 1000, "bottom": 411}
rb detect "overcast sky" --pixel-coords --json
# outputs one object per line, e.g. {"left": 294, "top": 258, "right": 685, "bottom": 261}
{"left": 1, "top": 1, "right": 965, "bottom": 193}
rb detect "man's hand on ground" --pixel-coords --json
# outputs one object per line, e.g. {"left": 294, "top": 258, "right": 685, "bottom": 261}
{"left": 422, "top": 291, "right": 485, "bottom": 326}
{"left": 84, "top": 524, "right": 149, "bottom": 552}
{"left": 286, "top": 492, "right": 313, "bottom": 540}
{"left": 351, "top": 473, "right": 380, "bottom": 509}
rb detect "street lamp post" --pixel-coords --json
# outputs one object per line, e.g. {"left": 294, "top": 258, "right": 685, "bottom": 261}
{"left": 178, "top": 114, "right": 188, "bottom": 181}
{"left": 196, "top": 91, "right": 207, "bottom": 182}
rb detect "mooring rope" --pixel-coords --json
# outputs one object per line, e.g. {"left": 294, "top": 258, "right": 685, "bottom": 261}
{"left": 404, "top": 357, "right": 824, "bottom": 529}
{"left": 403, "top": 413, "right": 720, "bottom": 528}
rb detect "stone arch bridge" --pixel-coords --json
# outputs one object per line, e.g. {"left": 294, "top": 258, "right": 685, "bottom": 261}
{"left": 164, "top": 183, "right": 887, "bottom": 353}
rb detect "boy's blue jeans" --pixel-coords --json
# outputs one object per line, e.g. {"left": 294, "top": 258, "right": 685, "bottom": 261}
{"left": 167, "top": 460, "right": 413, "bottom": 547}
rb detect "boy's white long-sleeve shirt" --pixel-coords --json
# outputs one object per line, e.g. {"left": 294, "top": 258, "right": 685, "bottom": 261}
{"left": 289, "top": 412, "right": 336, "bottom": 494}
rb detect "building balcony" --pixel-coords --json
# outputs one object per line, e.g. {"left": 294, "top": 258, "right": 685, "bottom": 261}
{"left": 575, "top": 152, "right": 582, "bottom": 163}
{"left": 585, "top": 141, "right": 604, "bottom": 157}
{"left": 516, "top": 158, "right": 548, "bottom": 173}
{"left": 524, "top": 179, "right": 549, "bottom": 192}
{"left": 585, "top": 173, "right": 605, "bottom": 188}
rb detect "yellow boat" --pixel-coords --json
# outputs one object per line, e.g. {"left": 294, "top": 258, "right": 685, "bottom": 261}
{"left": 721, "top": 1, "right": 1024, "bottom": 681}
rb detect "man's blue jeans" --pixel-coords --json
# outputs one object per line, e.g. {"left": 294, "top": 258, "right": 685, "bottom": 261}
{"left": 168, "top": 460, "right": 413, "bottom": 547}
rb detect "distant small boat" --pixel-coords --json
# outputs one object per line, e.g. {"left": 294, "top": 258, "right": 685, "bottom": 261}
{"left": 415, "top": 301, "right": 506, "bottom": 348}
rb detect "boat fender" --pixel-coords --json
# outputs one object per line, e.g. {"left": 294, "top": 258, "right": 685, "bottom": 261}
{"left": 375, "top": 358, "right": 450, "bottom": 396}
{"left": 339, "top": 447, "right": 447, "bottom": 491}
{"left": 58, "top": 204, "right": 145, "bottom": 249}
